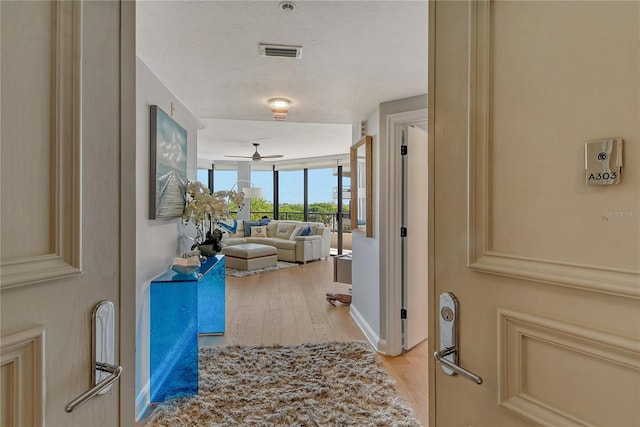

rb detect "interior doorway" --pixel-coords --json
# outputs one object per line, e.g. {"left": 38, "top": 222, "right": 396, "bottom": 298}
{"left": 401, "top": 123, "right": 429, "bottom": 350}
{"left": 384, "top": 109, "right": 429, "bottom": 356}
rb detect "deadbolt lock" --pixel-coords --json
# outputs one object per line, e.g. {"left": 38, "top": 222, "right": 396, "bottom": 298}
{"left": 441, "top": 306, "right": 454, "bottom": 322}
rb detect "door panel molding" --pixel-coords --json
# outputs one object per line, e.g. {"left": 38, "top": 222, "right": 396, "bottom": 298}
{"left": 1, "top": 326, "right": 45, "bottom": 427}
{"left": 498, "top": 309, "right": 640, "bottom": 426}
{"left": 471, "top": 253, "right": 639, "bottom": 298}
{"left": 1, "top": 1, "right": 82, "bottom": 289}
{"left": 466, "top": 1, "right": 640, "bottom": 299}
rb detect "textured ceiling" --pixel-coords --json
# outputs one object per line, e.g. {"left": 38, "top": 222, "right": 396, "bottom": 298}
{"left": 136, "top": 0, "right": 428, "bottom": 162}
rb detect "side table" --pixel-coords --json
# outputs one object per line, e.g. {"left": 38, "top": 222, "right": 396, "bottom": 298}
{"left": 328, "top": 254, "right": 352, "bottom": 306}
{"left": 333, "top": 253, "right": 352, "bottom": 284}
{"left": 149, "top": 254, "right": 225, "bottom": 402}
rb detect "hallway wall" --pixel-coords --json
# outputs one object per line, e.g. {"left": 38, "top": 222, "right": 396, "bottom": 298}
{"left": 350, "top": 106, "right": 381, "bottom": 345}
{"left": 135, "top": 57, "right": 198, "bottom": 419}
{"left": 350, "top": 94, "right": 427, "bottom": 352}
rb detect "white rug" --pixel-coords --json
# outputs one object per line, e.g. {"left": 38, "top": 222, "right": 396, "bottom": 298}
{"left": 147, "top": 341, "right": 422, "bottom": 426}
{"left": 225, "top": 261, "right": 298, "bottom": 277}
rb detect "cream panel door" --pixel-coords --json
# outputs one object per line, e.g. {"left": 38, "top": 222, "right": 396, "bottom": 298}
{"left": 430, "top": 1, "right": 640, "bottom": 426}
{"left": 1, "top": 1, "right": 134, "bottom": 425}
{"left": 405, "top": 125, "right": 429, "bottom": 350}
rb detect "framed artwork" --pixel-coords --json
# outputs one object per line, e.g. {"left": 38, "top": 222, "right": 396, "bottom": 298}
{"left": 149, "top": 105, "right": 188, "bottom": 219}
{"left": 350, "top": 135, "right": 373, "bottom": 237}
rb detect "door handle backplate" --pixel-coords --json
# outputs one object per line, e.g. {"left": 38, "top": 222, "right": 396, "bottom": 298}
{"left": 434, "top": 292, "right": 483, "bottom": 385}
{"left": 65, "top": 301, "right": 123, "bottom": 412}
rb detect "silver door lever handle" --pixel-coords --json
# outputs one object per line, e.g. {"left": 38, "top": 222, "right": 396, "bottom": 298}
{"left": 436, "top": 293, "right": 483, "bottom": 385}
{"left": 65, "top": 362, "right": 122, "bottom": 412}
{"left": 65, "top": 301, "right": 122, "bottom": 412}
{"left": 434, "top": 346, "right": 483, "bottom": 384}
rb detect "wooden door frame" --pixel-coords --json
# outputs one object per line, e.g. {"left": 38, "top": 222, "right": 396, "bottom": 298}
{"left": 119, "top": 0, "right": 136, "bottom": 424}
{"left": 427, "top": 1, "right": 436, "bottom": 425}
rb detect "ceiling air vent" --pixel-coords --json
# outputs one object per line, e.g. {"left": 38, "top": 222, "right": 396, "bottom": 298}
{"left": 259, "top": 44, "right": 303, "bottom": 59}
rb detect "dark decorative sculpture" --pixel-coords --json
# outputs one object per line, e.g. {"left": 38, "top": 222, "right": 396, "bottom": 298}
{"left": 192, "top": 229, "right": 223, "bottom": 255}
{"left": 325, "top": 292, "right": 352, "bottom": 306}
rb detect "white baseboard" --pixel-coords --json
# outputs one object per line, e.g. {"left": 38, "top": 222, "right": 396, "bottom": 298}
{"left": 376, "top": 338, "right": 390, "bottom": 355}
{"left": 350, "top": 304, "right": 384, "bottom": 352}
{"left": 135, "top": 380, "right": 150, "bottom": 422}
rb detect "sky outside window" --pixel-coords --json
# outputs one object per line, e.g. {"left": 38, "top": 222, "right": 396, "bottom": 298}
{"left": 197, "top": 169, "right": 209, "bottom": 188}
{"left": 278, "top": 170, "right": 303, "bottom": 204}
{"left": 251, "top": 170, "right": 273, "bottom": 202}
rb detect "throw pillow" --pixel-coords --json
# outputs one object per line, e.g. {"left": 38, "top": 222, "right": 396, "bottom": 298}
{"left": 275, "top": 222, "right": 296, "bottom": 239}
{"left": 243, "top": 221, "right": 260, "bottom": 237}
{"left": 251, "top": 226, "right": 268, "bottom": 238}
{"left": 289, "top": 226, "right": 303, "bottom": 240}
{"left": 299, "top": 225, "right": 313, "bottom": 237}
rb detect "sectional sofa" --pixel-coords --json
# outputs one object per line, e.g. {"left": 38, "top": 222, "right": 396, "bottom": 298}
{"left": 221, "top": 220, "right": 330, "bottom": 263}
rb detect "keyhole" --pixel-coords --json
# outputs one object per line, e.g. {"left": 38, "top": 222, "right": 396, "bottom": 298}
{"left": 441, "top": 307, "right": 454, "bottom": 322}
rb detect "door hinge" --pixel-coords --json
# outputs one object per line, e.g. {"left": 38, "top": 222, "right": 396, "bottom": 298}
{"left": 401, "top": 145, "right": 408, "bottom": 155}
{"left": 400, "top": 227, "right": 407, "bottom": 237}
{"left": 401, "top": 309, "right": 407, "bottom": 319}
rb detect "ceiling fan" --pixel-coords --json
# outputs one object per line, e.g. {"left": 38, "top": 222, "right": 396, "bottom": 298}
{"left": 224, "top": 143, "right": 284, "bottom": 161}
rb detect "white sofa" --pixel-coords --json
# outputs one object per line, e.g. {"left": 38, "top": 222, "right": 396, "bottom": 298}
{"left": 222, "top": 220, "right": 330, "bottom": 263}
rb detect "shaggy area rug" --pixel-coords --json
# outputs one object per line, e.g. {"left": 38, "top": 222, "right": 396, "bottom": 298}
{"left": 225, "top": 261, "right": 298, "bottom": 277}
{"left": 147, "top": 341, "right": 421, "bottom": 427}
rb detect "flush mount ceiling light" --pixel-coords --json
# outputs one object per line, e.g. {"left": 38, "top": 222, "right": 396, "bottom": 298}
{"left": 268, "top": 98, "right": 291, "bottom": 121}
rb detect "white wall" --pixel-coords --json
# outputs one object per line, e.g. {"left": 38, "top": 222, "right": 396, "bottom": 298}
{"left": 350, "top": 105, "right": 381, "bottom": 347}
{"left": 135, "top": 57, "right": 198, "bottom": 419}
{"left": 350, "top": 94, "right": 428, "bottom": 352}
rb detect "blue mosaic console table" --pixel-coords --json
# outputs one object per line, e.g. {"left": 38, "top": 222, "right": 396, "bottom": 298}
{"left": 149, "top": 254, "right": 225, "bottom": 402}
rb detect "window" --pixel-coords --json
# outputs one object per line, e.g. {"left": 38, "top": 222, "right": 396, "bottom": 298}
{"left": 250, "top": 170, "right": 274, "bottom": 220}
{"left": 278, "top": 170, "right": 304, "bottom": 221}
{"left": 213, "top": 169, "right": 236, "bottom": 193}
{"left": 213, "top": 169, "right": 238, "bottom": 218}
{"left": 196, "top": 169, "right": 209, "bottom": 188}
{"left": 307, "top": 168, "right": 337, "bottom": 229}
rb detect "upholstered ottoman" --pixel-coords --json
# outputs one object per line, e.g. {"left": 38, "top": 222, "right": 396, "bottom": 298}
{"left": 222, "top": 243, "right": 277, "bottom": 271}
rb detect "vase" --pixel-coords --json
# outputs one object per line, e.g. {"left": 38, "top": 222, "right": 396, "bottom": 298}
{"left": 198, "top": 244, "right": 216, "bottom": 257}
{"left": 178, "top": 220, "right": 200, "bottom": 255}
{"left": 195, "top": 223, "right": 206, "bottom": 244}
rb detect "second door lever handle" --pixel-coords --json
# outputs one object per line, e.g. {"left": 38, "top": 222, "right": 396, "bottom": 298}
{"left": 437, "top": 293, "right": 483, "bottom": 385}
{"left": 434, "top": 346, "right": 483, "bottom": 384}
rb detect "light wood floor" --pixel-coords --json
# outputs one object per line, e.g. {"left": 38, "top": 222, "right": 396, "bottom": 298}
{"left": 199, "top": 257, "right": 429, "bottom": 425}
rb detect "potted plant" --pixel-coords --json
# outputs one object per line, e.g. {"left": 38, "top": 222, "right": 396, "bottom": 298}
{"left": 182, "top": 181, "right": 245, "bottom": 255}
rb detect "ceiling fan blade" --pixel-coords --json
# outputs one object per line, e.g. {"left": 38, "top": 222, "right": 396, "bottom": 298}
{"left": 226, "top": 141, "right": 283, "bottom": 160}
